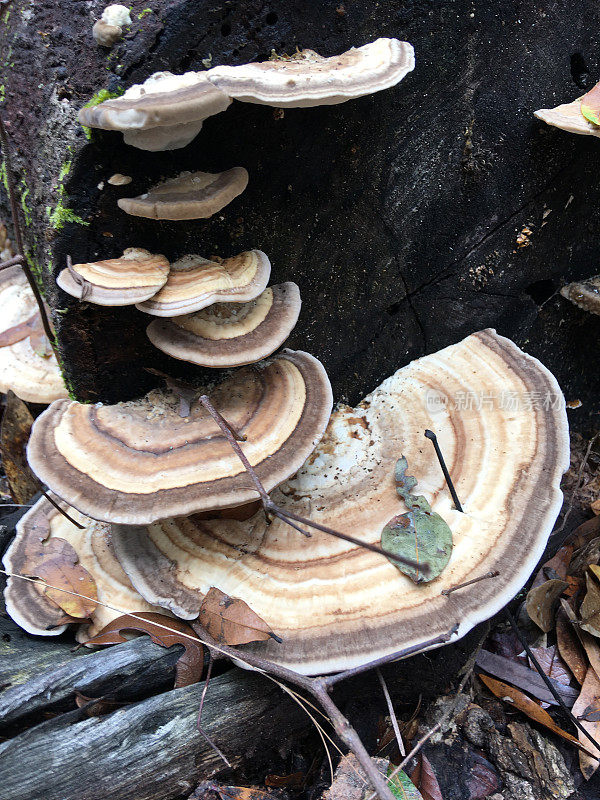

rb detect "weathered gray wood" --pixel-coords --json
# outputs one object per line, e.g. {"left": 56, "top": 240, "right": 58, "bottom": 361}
{"left": 0, "top": 630, "right": 181, "bottom": 728}
{"left": 0, "top": 666, "right": 310, "bottom": 800}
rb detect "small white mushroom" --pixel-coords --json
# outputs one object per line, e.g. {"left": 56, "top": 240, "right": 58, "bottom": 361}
{"left": 92, "top": 4, "right": 132, "bottom": 48}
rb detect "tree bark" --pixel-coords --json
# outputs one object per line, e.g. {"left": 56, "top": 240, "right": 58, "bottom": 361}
{"left": 0, "top": 0, "right": 598, "bottom": 432}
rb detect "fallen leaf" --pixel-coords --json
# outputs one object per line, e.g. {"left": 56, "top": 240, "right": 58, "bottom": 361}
{"left": 410, "top": 753, "right": 442, "bottom": 800}
{"left": 192, "top": 783, "right": 277, "bottom": 799}
{"left": 476, "top": 649, "right": 577, "bottom": 705}
{"left": 529, "top": 645, "right": 573, "bottom": 687}
{"left": 29, "top": 538, "right": 98, "bottom": 618}
{"left": 86, "top": 612, "right": 203, "bottom": 688}
{"left": 478, "top": 673, "right": 597, "bottom": 757}
{"left": 578, "top": 700, "right": 600, "bottom": 723}
{"left": 381, "top": 457, "right": 452, "bottom": 584}
{"left": 465, "top": 751, "right": 500, "bottom": 799}
{"left": 525, "top": 579, "right": 568, "bottom": 632}
{"left": 0, "top": 391, "right": 38, "bottom": 503}
{"left": 556, "top": 606, "right": 588, "bottom": 684}
{"left": 567, "top": 516, "right": 600, "bottom": 550}
{"left": 571, "top": 667, "right": 600, "bottom": 779}
{"left": 264, "top": 772, "right": 303, "bottom": 788}
{"left": 580, "top": 572, "right": 600, "bottom": 638}
{"left": 198, "top": 587, "right": 280, "bottom": 646}
{"left": 74, "top": 692, "right": 128, "bottom": 717}
{"left": 0, "top": 312, "right": 39, "bottom": 347}
{"left": 581, "top": 80, "right": 600, "bottom": 125}
{"left": 570, "top": 537, "right": 600, "bottom": 578}
{"left": 388, "top": 767, "right": 423, "bottom": 800}
{"left": 532, "top": 544, "right": 574, "bottom": 589}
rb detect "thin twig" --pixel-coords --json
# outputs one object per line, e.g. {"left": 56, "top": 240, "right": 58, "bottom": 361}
{"left": 424, "top": 429, "right": 463, "bottom": 512}
{"left": 441, "top": 571, "right": 499, "bottom": 596}
{"left": 377, "top": 668, "right": 405, "bottom": 756}
{"left": 366, "top": 722, "right": 443, "bottom": 800}
{"left": 195, "top": 653, "right": 231, "bottom": 768}
{"left": 0, "top": 254, "right": 24, "bottom": 270}
{"left": 199, "top": 395, "right": 422, "bottom": 572}
{"left": 41, "top": 490, "right": 86, "bottom": 529}
{"left": 0, "top": 114, "right": 58, "bottom": 360}
{"left": 505, "top": 607, "right": 600, "bottom": 753}
{"left": 555, "top": 433, "right": 599, "bottom": 535}
{"left": 324, "top": 628, "right": 458, "bottom": 688}
{"left": 65, "top": 255, "right": 92, "bottom": 301}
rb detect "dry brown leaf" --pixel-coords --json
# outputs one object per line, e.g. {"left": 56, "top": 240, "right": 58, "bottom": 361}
{"left": 526, "top": 579, "right": 568, "bottom": 632}
{"left": 578, "top": 700, "right": 600, "bottom": 723}
{"left": 192, "top": 783, "right": 277, "bottom": 799}
{"left": 532, "top": 545, "right": 574, "bottom": 588}
{"left": 74, "top": 692, "right": 128, "bottom": 717}
{"left": 0, "top": 312, "right": 39, "bottom": 348}
{"left": 264, "top": 772, "right": 304, "bottom": 788}
{"left": 571, "top": 667, "right": 600, "bottom": 779}
{"left": 410, "top": 753, "right": 443, "bottom": 800}
{"left": 478, "top": 673, "right": 597, "bottom": 757}
{"left": 28, "top": 537, "right": 98, "bottom": 619}
{"left": 529, "top": 645, "right": 573, "bottom": 687}
{"left": 86, "top": 612, "right": 204, "bottom": 689}
{"left": 556, "top": 606, "right": 588, "bottom": 684}
{"left": 0, "top": 390, "right": 38, "bottom": 503}
{"left": 198, "top": 587, "right": 280, "bottom": 646}
{"left": 567, "top": 516, "right": 600, "bottom": 550}
{"left": 580, "top": 572, "right": 600, "bottom": 638}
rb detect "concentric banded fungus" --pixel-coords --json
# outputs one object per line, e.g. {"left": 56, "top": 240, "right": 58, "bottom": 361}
{"left": 206, "top": 38, "right": 415, "bottom": 107}
{"left": 2, "top": 495, "right": 159, "bottom": 640}
{"left": 78, "top": 72, "right": 232, "bottom": 151}
{"left": 117, "top": 168, "right": 248, "bottom": 220}
{"left": 146, "top": 282, "right": 300, "bottom": 367}
{"left": 561, "top": 275, "right": 600, "bottom": 316}
{"left": 534, "top": 98, "right": 600, "bottom": 137}
{"left": 27, "top": 350, "right": 333, "bottom": 524}
{"left": 0, "top": 266, "right": 67, "bottom": 403}
{"left": 56, "top": 248, "right": 170, "bottom": 306}
{"left": 136, "top": 250, "right": 271, "bottom": 317}
{"left": 110, "top": 330, "right": 568, "bottom": 674}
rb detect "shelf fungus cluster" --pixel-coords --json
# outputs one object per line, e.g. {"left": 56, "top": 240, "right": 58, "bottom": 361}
{"left": 0, "top": 267, "right": 67, "bottom": 404}
{"left": 78, "top": 38, "right": 415, "bottom": 150}
{"left": 19, "top": 330, "right": 568, "bottom": 673}
{"left": 535, "top": 80, "right": 600, "bottom": 137}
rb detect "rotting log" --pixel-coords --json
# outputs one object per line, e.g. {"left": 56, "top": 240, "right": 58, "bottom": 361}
{"left": 0, "top": 0, "right": 599, "bottom": 431}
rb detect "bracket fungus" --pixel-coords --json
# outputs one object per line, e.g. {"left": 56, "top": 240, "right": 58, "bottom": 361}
{"left": 117, "top": 168, "right": 248, "bottom": 220}
{"left": 92, "top": 4, "right": 131, "bottom": 48}
{"left": 27, "top": 350, "right": 333, "bottom": 525}
{"left": 561, "top": 275, "right": 600, "bottom": 316}
{"left": 78, "top": 71, "right": 232, "bottom": 151}
{"left": 534, "top": 97, "right": 600, "bottom": 137}
{"left": 206, "top": 38, "right": 415, "bottom": 107}
{"left": 2, "top": 495, "right": 159, "bottom": 641}
{"left": 108, "top": 330, "right": 568, "bottom": 674}
{"left": 56, "top": 248, "right": 170, "bottom": 306}
{"left": 136, "top": 249, "right": 271, "bottom": 317}
{"left": 0, "top": 266, "right": 67, "bottom": 403}
{"left": 146, "top": 282, "right": 301, "bottom": 367}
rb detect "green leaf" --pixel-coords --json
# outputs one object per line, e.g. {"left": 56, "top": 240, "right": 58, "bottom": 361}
{"left": 581, "top": 80, "right": 600, "bottom": 126}
{"left": 381, "top": 457, "right": 453, "bottom": 584}
{"left": 387, "top": 768, "right": 423, "bottom": 800}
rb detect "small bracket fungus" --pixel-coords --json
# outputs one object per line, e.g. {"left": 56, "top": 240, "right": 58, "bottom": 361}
{"left": 78, "top": 72, "right": 232, "bottom": 151}
{"left": 27, "top": 350, "right": 333, "bottom": 524}
{"left": 107, "top": 173, "right": 132, "bottom": 186}
{"left": 136, "top": 250, "right": 271, "bottom": 317}
{"left": 56, "top": 248, "right": 170, "bottom": 306}
{"left": 146, "top": 282, "right": 301, "bottom": 367}
{"left": 117, "top": 168, "right": 248, "bottom": 220}
{"left": 109, "top": 330, "right": 569, "bottom": 674}
{"left": 560, "top": 275, "right": 600, "bottom": 315}
{"left": 206, "top": 37, "right": 415, "bottom": 107}
{"left": 2, "top": 495, "right": 160, "bottom": 640}
{"left": 92, "top": 4, "right": 132, "bottom": 48}
{"left": 0, "top": 266, "right": 67, "bottom": 404}
{"left": 534, "top": 97, "right": 600, "bottom": 138}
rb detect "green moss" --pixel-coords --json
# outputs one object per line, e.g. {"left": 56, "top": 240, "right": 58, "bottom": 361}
{"left": 24, "top": 248, "right": 43, "bottom": 289}
{"left": 0, "top": 159, "right": 7, "bottom": 193}
{"left": 19, "top": 178, "right": 31, "bottom": 227}
{"left": 0, "top": 86, "right": 4, "bottom": 102}
{"left": 2, "top": 9, "right": 10, "bottom": 24}
{"left": 46, "top": 160, "right": 89, "bottom": 231}
{"left": 137, "top": 8, "right": 153, "bottom": 18}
